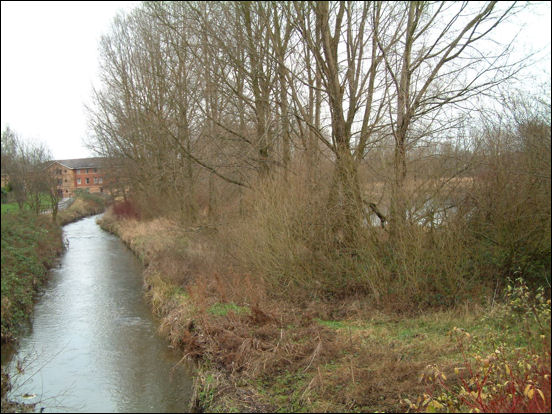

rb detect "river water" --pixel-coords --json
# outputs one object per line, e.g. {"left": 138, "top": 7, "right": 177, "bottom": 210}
{"left": 1, "top": 215, "right": 193, "bottom": 413}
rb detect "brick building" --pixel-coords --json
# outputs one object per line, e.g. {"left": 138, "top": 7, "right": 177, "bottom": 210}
{"left": 49, "top": 157, "right": 106, "bottom": 198}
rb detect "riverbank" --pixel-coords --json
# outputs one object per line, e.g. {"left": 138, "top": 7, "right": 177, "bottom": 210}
{"left": 1, "top": 212, "right": 62, "bottom": 344}
{"left": 56, "top": 193, "right": 106, "bottom": 226}
{"left": 1, "top": 195, "right": 108, "bottom": 413}
{"left": 98, "top": 209, "right": 551, "bottom": 413}
{"left": 1, "top": 194, "right": 108, "bottom": 344}
{"left": 1, "top": 212, "right": 62, "bottom": 413}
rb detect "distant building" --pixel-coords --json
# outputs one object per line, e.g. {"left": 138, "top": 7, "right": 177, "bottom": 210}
{"left": 48, "top": 157, "right": 107, "bottom": 198}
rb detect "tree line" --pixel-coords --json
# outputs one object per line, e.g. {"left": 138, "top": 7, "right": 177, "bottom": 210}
{"left": 1, "top": 127, "right": 62, "bottom": 220}
{"left": 88, "top": 1, "right": 550, "bottom": 305}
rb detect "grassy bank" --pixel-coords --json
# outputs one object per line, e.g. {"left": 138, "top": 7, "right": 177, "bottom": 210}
{"left": 57, "top": 193, "right": 107, "bottom": 225}
{"left": 98, "top": 209, "right": 551, "bottom": 413}
{"left": 1, "top": 193, "right": 107, "bottom": 344}
{"left": 1, "top": 194, "right": 109, "bottom": 412}
{"left": 0, "top": 211, "right": 63, "bottom": 344}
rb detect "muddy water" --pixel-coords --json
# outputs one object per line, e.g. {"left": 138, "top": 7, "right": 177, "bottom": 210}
{"left": 1, "top": 215, "right": 193, "bottom": 413}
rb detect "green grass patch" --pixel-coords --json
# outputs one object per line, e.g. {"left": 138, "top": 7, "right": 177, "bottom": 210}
{"left": 256, "top": 371, "right": 312, "bottom": 413}
{"left": 315, "top": 318, "right": 372, "bottom": 331}
{"left": 1, "top": 202, "right": 19, "bottom": 214}
{"left": 169, "top": 286, "right": 189, "bottom": 299}
{"left": 1, "top": 193, "right": 55, "bottom": 214}
{"left": 208, "top": 302, "right": 250, "bottom": 317}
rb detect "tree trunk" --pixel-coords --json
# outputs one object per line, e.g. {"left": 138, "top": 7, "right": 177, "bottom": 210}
{"left": 329, "top": 143, "right": 363, "bottom": 249}
{"left": 390, "top": 2, "right": 415, "bottom": 240}
{"left": 390, "top": 141, "right": 407, "bottom": 238}
{"left": 208, "top": 172, "right": 216, "bottom": 220}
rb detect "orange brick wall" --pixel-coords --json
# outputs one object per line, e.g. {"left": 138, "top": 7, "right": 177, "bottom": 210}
{"left": 74, "top": 168, "right": 105, "bottom": 195}
{"left": 51, "top": 164, "right": 106, "bottom": 197}
{"left": 49, "top": 164, "right": 76, "bottom": 197}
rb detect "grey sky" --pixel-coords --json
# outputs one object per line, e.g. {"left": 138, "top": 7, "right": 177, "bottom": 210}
{"left": 1, "top": 1, "right": 138, "bottom": 159}
{"left": 1, "top": 1, "right": 550, "bottom": 160}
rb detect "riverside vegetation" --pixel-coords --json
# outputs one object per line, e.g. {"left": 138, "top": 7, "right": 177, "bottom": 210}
{"left": 87, "top": 2, "right": 550, "bottom": 412}
{"left": 1, "top": 192, "right": 107, "bottom": 344}
{"left": 1, "top": 191, "right": 107, "bottom": 412}
{"left": 98, "top": 198, "right": 550, "bottom": 412}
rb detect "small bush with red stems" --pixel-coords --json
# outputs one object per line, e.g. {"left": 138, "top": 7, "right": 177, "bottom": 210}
{"left": 404, "top": 278, "right": 551, "bottom": 413}
{"left": 112, "top": 199, "right": 140, "bottom": 219}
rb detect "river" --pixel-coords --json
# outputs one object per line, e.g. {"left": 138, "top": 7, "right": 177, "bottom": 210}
{"left": 1, "top": 215, "right": 193, "bottom": 413}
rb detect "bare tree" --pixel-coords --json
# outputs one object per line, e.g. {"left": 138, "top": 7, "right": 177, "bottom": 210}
{"left": 282, "top": 1, "right": 392, "bottom": 246}
{"left": 1, "top": 127, "right": 52, "bottom": 214}
{"left": 374, "top": 1, "right": 524, "bottom": 237}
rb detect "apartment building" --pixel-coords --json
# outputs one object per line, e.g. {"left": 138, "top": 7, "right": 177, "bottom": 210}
{"left": 49, "top": 157, "right": 106, "bottom": 198}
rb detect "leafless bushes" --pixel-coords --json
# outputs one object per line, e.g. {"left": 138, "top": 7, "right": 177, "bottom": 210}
{"left": 460, "top": 95, "right": 551, "bottom": 288}
{"left": 215, "top": 92, "right": 550, "bottom": 309}
{"left": 112, "top": 199, "right": 140, "bottom": 220}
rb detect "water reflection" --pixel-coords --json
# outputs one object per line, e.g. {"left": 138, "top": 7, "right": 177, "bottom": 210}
{"left": 2, "top": 215, "right": 192, "bottom": 413}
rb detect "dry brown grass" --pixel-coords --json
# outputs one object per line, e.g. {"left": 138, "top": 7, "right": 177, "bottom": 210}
{"left": 97, "top": 208, "right": 496, "bottom": 412}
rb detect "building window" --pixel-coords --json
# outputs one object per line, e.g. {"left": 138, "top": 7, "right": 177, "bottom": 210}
{"left": 64, "top": 170, "right": 67, "bottom": 173}
{"left": 94, "top": 177, "right": 98, "bottom": 184}
{"left": 86, "top": 178, "right": 90, "bottom": 184}
{"left": 77, "top": 178, "right": 81, "bottom": 185}
{"left": 56, "top": 168, "right": 62, "bottom": 175}
{"left": 99, "top": 177, "right": 103, "bottom": 184}
{"left": 64, "top": 179, "right": 67, "bottom": 183}
{"left": 65, "top": 189, "right": 68, "bottom": 193}
{"left": 86, "top": 169, "right": 89, "bottom": 174}
{"left": 57, "top": 179, "right": 62, "bottom": 186}
{"left": 94, "top": 168, "right": 97, "bottom": 173}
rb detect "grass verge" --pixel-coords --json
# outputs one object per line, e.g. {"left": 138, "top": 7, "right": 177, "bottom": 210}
{"left": 1, "top": 211, "right": 63, "bottom": 344}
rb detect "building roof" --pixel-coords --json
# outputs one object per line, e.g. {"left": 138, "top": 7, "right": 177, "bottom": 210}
{"left": 52, "top": 157, "right": 105, "bottom": 170}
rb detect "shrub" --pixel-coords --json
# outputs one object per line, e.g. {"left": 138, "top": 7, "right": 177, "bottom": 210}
{"left": 73, "top": 189, "right": 108, "bottom": 208}
{"left": 408, "top": 278, "right": 551, "bottom": 413}
{"left": 112, "top": 199, "right": 140, "bottom": 219}
{"left": 411, "top": 345, "right": 551, "bottom": 413}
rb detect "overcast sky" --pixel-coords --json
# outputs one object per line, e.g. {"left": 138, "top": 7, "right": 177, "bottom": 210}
{"left": 1, "top": 1, "right": 138, "bottom": 160}
{"left": 1, "top": 1, "right": 551, "bottom": 161}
